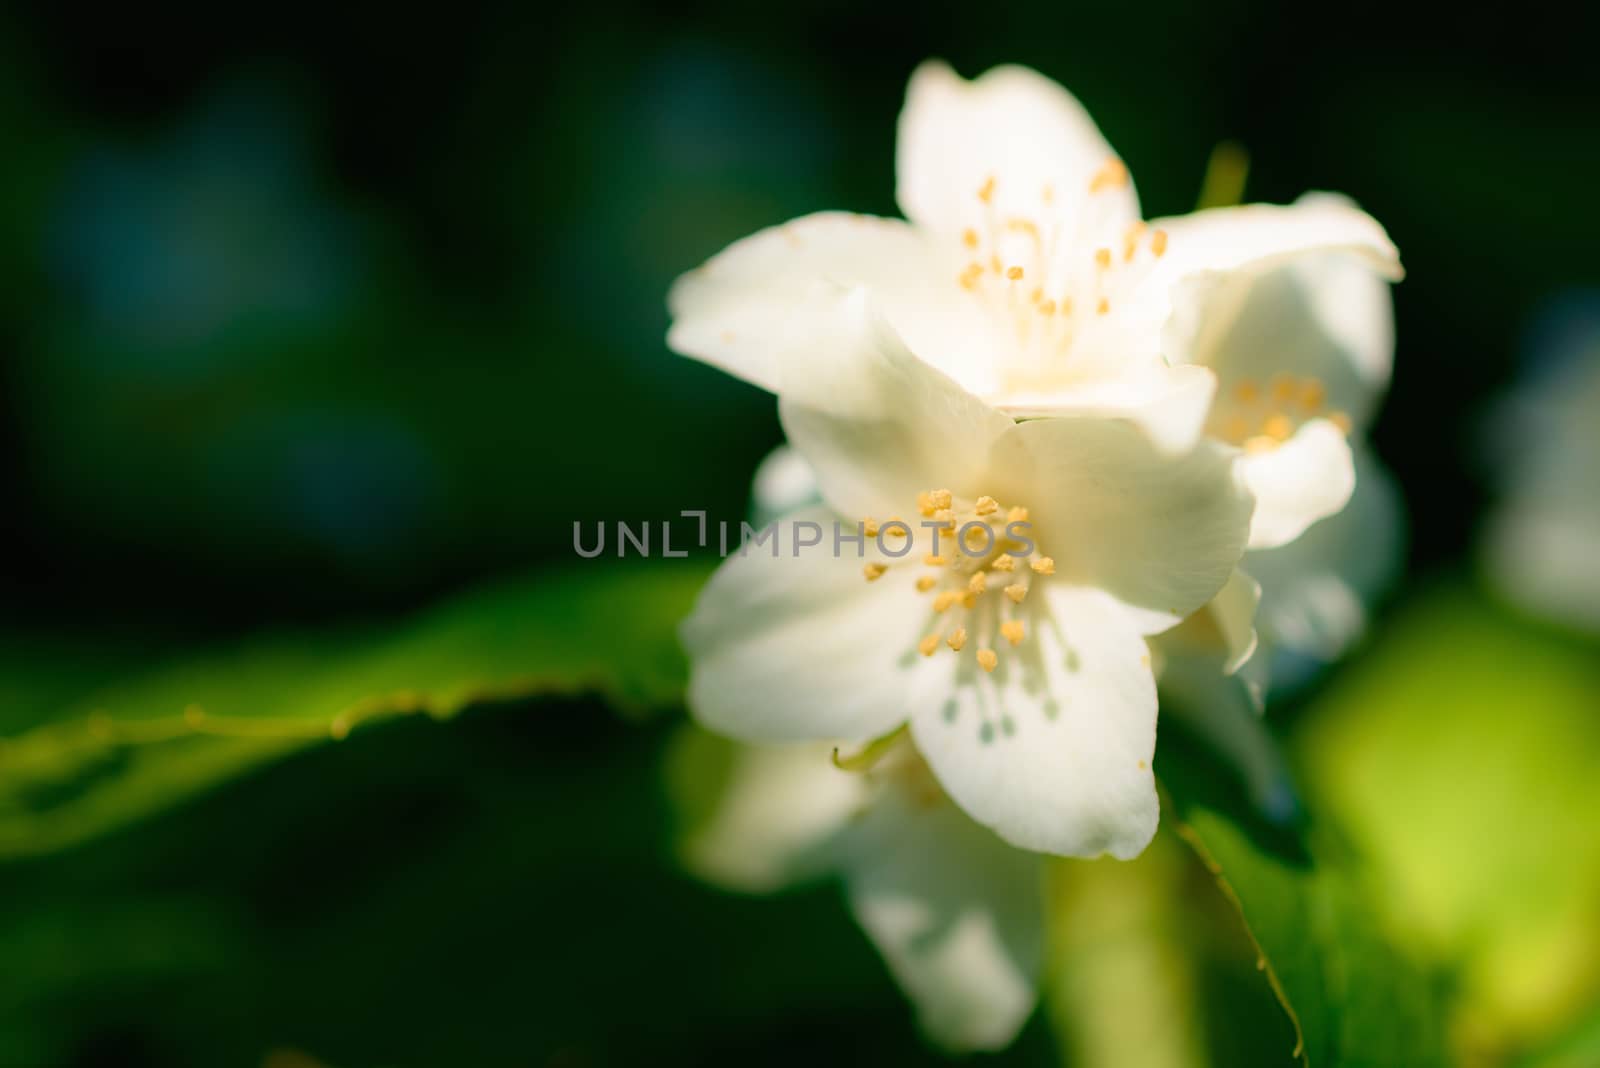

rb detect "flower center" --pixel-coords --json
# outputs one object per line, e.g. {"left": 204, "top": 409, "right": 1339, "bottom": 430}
{"left": 860, "top": 487, "right": 1054, "bottom": 674}
{"left": 952, "top": 162, "right": 1168, "bottom": 390}
{"left": 1208, "top": 373, "right": 1351, "bottom": 452}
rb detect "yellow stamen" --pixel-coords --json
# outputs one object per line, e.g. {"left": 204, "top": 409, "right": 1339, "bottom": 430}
{"left": 1263, "top": 414, "right": 1293, "bottom": 441}
{"left": 863, "top": 563, "right": 887, "bottom": 581}
{"left": 916, "top": 575, "right": 937, "bottom": 592}
{"left": 1005, "top": 583, "right": 1027, "bottom": 604}
{"left": 933, "top": 591, "right": 960, "bottom": 612}
{"left": 862, "top": 518, "right": 880, "bottom": 536}
{"left": 1094, "top": 247, "right": 1112, "bottom": 270}
{"left": 1301, "top": 380, "right": 1327, "bottom": 411}
{"left": 924, "top": 554, "right": 948, "bottom": 567}
{"left": 1235, "top": 379, "right": 1260, "bottom": 404}
{"left": 947, "top": 627, "right": 968, "bottom": 652}
{"left": 1005, "top": 265, "right": 1024, "bottom": 281}
{"left": 1000, "top": 620, "right": 1026, "bottom": 646}
{"left": 977, "top": 649, "right": 999, "bottom": 672}
{"left": 1030, "top": 556, "right": 1056, "bottom": 575}
{"left": 919, "top": 633, "right": 941, "bottom": 657}
{"left": 974, "top": 495, "right": 999, "bottom": 516}
{"left": 962, "top": 227, "right": 979, "bottom": 249}
{"left": 1089, "top": 158, "right": 1128, "bottom": 193}
{"left": 991, "top": 554, "right": 1016, "bottom": 572}
{"left": 978, "top": 176, "right": 996, "bottom": 203}
{"left": 1007, "top": 506, "right": 1029, "bottom": 523}
{"left": 1097, "top": 297, "right": 1110, "bottom": 315}
{"left": 1150, "top": 229, "right": 1169, "bottom": 257}
{"left": 969, "top": 572, "right": 989, "bottom": 594}
{"left": 929, "top": 488, "right": 953, "bottom": 510}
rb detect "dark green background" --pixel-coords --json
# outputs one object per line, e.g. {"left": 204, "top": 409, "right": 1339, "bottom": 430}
{"left": 1, "top": 2, "right": 1597, "bottom": 1065}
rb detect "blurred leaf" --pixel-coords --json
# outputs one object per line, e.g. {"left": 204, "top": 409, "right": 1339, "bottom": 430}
{"left": 1158, "top": 724, "right": 1446, "bottom": 1067}
{"left": 0, "top": 562, "right": 707, "bottom": 858}
{"left": 1296, "top": 580, "right": 1600, "bottom": 1063}
{"left": 1044, "top": 829, "right": 1300, "bottom": 1068}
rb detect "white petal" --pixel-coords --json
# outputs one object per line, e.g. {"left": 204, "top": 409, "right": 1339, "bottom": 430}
{"left": 666, "top": 211, "right": 991, "bottom": 396}
{"left": 840, "top": 779, "right": 1044, "bottom": 1050}
{"left": 1250, "top": 447, "right": 1405, "bottom": 662}
{"left": 989, "top": 415, "right": 1256, "bottom": 634}
{"left": 1115, "top": 196, "right": 1401, "bottom": 368}
{"left": 1241, "top": 419, "right": 1356, "bottom": 549}
{"left": 994, "top": 363, "right": 1218, "bottom": 455}
{"left": 672, "top": 733, "right": 868, "bottom": 894}
{"left": 1173, "top": 224, "right": 1395, "bottom": 433}
{"left": 1155, "top": 569, "right": 1262, "bottom": 674}
{"left": 681, "top": 505, "right": 928, "bottom": 743}
{"left": 896, "top": 61, "right": 1137, "bottom": 241}
{"left": 749, "top": 444, "right": 820, "bottom": 527}
{"left": 909, "top": 586, "right": 1160, "bottom": 859}
{"left": 777, "top": 287, "right": 1016, "bottom": 520}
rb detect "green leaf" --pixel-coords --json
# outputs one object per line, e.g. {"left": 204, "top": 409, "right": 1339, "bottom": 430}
{"left": 1296, "top": 580, "right": 1600, "bottom": 1063}
{"left": 1158, "top": 722, "right": 1446, "bottom": 1067}
{"left": 0, "top": 562, "right": 708, "bottom": 858}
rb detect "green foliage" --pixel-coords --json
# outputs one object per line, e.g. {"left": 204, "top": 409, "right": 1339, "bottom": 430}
{"left": 1297, "top": 581, "right": 1600, "bottom": 1064}
{"left": 0, "top": 563, "right": 707, "bottom": 858}
{"left": 1159, "top": 722, "right": 1446, "bottom": 1068}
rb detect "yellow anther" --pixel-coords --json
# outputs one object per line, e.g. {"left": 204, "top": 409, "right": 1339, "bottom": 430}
{"left": 863, "top": 518, "right": 881, "bottom": 536}
{"left": 1030, "top": 556, "right": 1056, "bottom": 575}
{"left": 885, "top": 522, "right": 908, "bottom": 538}
{"left": 933, "top": 591, "right": 960, "bottom": 612}
{"left": 1123, "top": 221, "right": 1147, "bottom": 261}
{"left": 924, "top": 554, "right": 948, "bottom": 567}
{"left": 1150, "top": 229, "right": 1169, "bottom": 257}
{"left": 916, "top": 575, "right": 938, "bottom": 592}
{"left": 1271, "top": 374, "right": 1297, "bottom": 403}
{"left": 969, "top": 572, "right": 989, "bottom": 594}
{"left": 947, "top": 627, "right": 968, "bottom": 652}
{"left": 1005, "top": 583, "right": 1027, "bottom": 604}
{"left": 1223, "top": 414, "right": 1251, "bottom": 442}
{"left": 1301, "top": 380, "right": 1327, "bottom": 411}
{"left": 1042, "top": 183, "right": 1055, "bottom": 203}
{"left": 929, "top": 488, "right": 953, "bottom": 510}
{"left": 916, "top": 491, "right": 934, "bottom": 516}
{"left": 991, "top": 554, "right": 1016, "bottom": 572}
{"left": 1029, "top": 286, "right": 1042, "bottom": 303}
{"left": 1089, "top": 158, "right": 1128, "bottom": 193}
{"left": 974, "top": 495, "right": 1000, "bottom": 516}
{"left": 962, "top": 591, "right": 979, "bottom": 609}
{"left": 1094, "top": 247, "right": 1112, "bottom": 270}
{"left": 1001, "top": 620, "right": 1026, "bottom": 646}
{"left": 1243, "top": 435, "right": 1277, "bottom": 455}
{"left": 1039, "top": 299, "right": 1057, "bottom": 315}
{"left": 1007, "top": 506, "right": 1029, "bottom": 523}
{"left": 978, "top": 175, "right": 996, "bottom": 203}
{"left": 1263, "top": 414, "right": 1293, "bottom": 441}
{"left": 1329, "top": 411, "right": 1353, "bottom": 434}
{"left": 1235, "top": 379, "right": 1261, "bottom": 404}
{"left": 1097, "top": 298, "right": 1110, "bottom": 315}
{"left": 919, "top": 634, "right": 941, "bottom": 657}
{"left": 1006, "top": 218, "right": 1040, "bottom": 239}
{"left": 1005, "top": 265, "right": 1024, "bottom": 281}
{"left": 933, "top": 508, "right": 955, "bottom": 527}
{"left": 963, "top": 227, "right": 979, "bottom": 249}
{"left": 977, "top": 649, "right": 999, "bottom": 672}
{"left": 863, "top": 563, "right": 888, "bottom": 582}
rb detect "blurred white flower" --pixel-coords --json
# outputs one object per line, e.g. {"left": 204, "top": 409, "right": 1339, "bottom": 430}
{"left": 672, "top": 728, "right": 1043, "bottom": 1051}
{"left": 681, "top": 288, "right": 1254, "bottom": 860}
{"left": 1483, "top": 308, "right": 1600, "bottom": 633}
{"left": 670, "top": 60, "right": 1401, "bottom": 547}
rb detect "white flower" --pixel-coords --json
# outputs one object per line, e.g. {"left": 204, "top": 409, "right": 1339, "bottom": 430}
{"left": 1150, "top": 246, "right": 1404, "bottom": 813}
{"left": 670, "top": 61, "right": 1402, "bottom": 543}
{"left": 680, "top": 287, "right": 1255, "bottom": 859}
{"left": 673, "top": 727, "right": 1043, "bottom": 1051}
{"left": 1484, "top": 308, "right": 1600, "bottom": 633}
